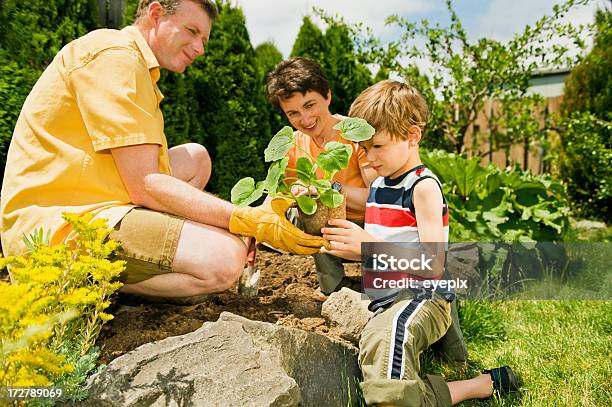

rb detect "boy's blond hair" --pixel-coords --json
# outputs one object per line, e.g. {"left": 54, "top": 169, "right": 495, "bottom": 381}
{"left": 348, "top": 80, "right": 428, "bottom": 143}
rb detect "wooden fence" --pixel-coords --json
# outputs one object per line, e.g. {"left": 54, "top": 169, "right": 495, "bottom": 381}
{"left": 464, "top": 96, "right": 564, "bottom": 174}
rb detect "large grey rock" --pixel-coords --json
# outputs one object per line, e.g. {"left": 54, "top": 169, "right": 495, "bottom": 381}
{"left": 321, "top": 288, "right": 372, "bottom": 345}
{"left": 83, "top": 312, "right": 360, "bottom": 407}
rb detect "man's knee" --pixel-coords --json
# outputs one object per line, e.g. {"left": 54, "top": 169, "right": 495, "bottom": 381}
{"left": 188, "top": 143, "right": 211, "bottom": 170}
{"left": 174, "top": 226, "right": 247, "bottom": 293}
{"left": 199, "top": 246, "right": 245, "bottom": 292}
{"left": 178, "top": 262, "right": 244, "bottom": 294}
{"left": 187, "top": 143, "right": 210, "bottom": 165}
{"left": 169, "top": 143, "right": 212, "bottom": 189}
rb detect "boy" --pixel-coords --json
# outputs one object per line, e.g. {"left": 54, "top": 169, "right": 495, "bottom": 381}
{"left": 266, "top": 57, "right": 378, "bottom": 295}
{"left": 321, "top": 80, "right": 518, "bottom": 406}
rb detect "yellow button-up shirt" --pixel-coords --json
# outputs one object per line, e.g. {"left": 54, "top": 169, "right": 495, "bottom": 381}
{"left": 1, "top": 26, "right": 171, "bottom": 256}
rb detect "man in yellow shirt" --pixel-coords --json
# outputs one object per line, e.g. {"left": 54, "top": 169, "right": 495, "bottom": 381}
{"left": 0, "top": 0, "right": 327, "bottom": 298}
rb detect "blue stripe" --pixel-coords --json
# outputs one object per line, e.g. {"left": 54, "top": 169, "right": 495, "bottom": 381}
{"left": 367, "top": 186, "right": 410, "bottom": 207}
{"left": 390, "top": 298, "right": 423, "bottom": 379}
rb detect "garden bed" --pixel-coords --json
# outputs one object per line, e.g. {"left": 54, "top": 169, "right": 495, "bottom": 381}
{"left": 97, "top": 250, "right": 362, "bottom": 364}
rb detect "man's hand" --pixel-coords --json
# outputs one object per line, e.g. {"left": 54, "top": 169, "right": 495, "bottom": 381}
{"left": 320, "top": 219, "right": 378, "bottom": 261}
{"left": 229, "top": 197, "right": 329, "bottom": 255}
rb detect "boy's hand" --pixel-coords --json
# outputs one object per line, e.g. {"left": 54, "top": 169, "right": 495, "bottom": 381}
{"left": 320, "top": 219, "right": 377, "bottom": 261}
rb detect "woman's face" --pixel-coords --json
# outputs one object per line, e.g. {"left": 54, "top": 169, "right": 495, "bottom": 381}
{"left": 278, "top": 90, "right": 333, "bottom": 138}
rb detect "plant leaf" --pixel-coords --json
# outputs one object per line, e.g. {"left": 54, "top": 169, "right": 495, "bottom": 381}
{"left": 230, "top": 177, "right": 264, "bottom": 207}
{"left": 334, "top": 117, "right": 376, "bottom": 142}
{"left": 264, "top": 126, "right": 294, "bottom": 162}
{"left": 296, "top": 195, "right": 317, "bottom": 215}
{"left": 263, "top": 157, "right": 289, "bottom": 193}
{"left": 317, "top": 142, "right": 352, "bottom": 173}
{"left": 319, "top": 188, "right": 344, "bottom": 208}
{"left": 296, "top": 157, "right": 314, "bottom": 183}
{"left": 311, "top": 179, "right": 332, "bottom": 191}
{"left": 422, "top": 151, "right": 488, "bottom": 198}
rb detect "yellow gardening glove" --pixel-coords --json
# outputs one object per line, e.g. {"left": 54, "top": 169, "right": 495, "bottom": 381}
{"left": 229, "top": 197, "right": 330, "bottom": 255}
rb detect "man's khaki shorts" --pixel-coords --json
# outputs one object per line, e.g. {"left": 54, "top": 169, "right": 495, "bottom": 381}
{"left": 109, "top": 208, "right": 184, "bottom": 284}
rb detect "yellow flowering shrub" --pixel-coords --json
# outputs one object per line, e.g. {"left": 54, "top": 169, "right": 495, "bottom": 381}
{"left": 0, "top": 213, "right": 124, "bottom": 390}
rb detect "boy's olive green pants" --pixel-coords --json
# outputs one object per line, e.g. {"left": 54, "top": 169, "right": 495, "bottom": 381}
{"left": 359, "top": 290, "right": 454, "bottom": 407}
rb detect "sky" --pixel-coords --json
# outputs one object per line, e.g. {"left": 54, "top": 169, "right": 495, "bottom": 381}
{"left": 235, "top": 0, "right": 606, "bottom": 58}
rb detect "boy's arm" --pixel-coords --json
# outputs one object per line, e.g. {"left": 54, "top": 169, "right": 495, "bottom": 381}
{"left": 412, "top": 178, "right": 446, "bottom": 278}
{"left": 341, "top": 165, "right": 377, "bottom": 212}
{"left": 342, "top": 185, "right": 369, "bottom": 212}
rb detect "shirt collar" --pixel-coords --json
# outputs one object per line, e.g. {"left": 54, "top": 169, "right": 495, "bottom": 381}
{"left": 121, "top": 25, "right": 160, "bottom": 74}
{"left": 384, "top": 164, "right": 426, "bottom": 186}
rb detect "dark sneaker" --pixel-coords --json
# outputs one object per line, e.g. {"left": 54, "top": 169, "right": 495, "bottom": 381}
{"left": 483, "top": 366, "right": 520, "bottom": 394}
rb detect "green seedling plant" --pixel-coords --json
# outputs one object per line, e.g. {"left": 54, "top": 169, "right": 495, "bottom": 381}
{"left": 231, "top": 118, "right": 375, "bottom": 215}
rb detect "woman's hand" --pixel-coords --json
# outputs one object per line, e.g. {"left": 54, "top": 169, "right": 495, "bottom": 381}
{"left": 291, "top": 184, "right": 318, "bottom": 197}
{"left": 320, "top": 219, "right": 378, "bottom": 261}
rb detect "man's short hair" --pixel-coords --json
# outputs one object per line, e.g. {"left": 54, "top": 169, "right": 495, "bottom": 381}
{"left": 349, "top": 79, "right": 429, "bottom": 142}
{"left": 266, "top": 57, "right": 331, "bottom": 110}
{"left": 135, "top": 0, "right": 218, "bottom": 21}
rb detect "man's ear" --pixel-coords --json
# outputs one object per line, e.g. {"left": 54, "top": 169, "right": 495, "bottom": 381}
{"left": 147, "top": 1, "right": 164, "bottom": 25}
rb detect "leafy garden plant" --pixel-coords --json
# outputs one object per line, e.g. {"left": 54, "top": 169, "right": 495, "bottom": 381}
{"left": 0, "top": 213, "right": 124, "bottom": 400}
{"left": 421, "top": 149, "right": 570, "bottom": 242}
{"left": 231, "top": 117, "right": 374, "bottom": 214}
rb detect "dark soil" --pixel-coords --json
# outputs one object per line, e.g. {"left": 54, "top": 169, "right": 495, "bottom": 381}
{"left": 97, "top": 250, "right": 362, "bottom": 365}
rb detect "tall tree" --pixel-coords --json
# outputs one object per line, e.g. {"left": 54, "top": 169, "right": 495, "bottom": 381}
{"left": 255, "top": 41, "right": 286, "bottom": 136}
{"left": 0, "top": 0, "right": 98, "bottom": 181}
{"left": 291, "top": 15, "right": 372, "bottom": 115}
{"left": 322, "top": 23, "right": 372, "bottom": 115}
{"left": 345, "top": 0, "right": 591, "bottom": 158}
{"left": 291, "top": 16, "right": 326, "bottom": 63}
{"left": 255, "top": 41, "right": 283, "bottom": 79}
{"left": 562, "top": 7, "right": 612, "bottom": 121}
{"left": 184, "top": 2, "right": 270, "bottom": 199}
{"left": 557, "top": 6, "right": 612, "bottom": 220}
{"left": 0, "top": 0, "right": 97, "bottom": 70}
{"left": 121, "top": 0, "right": 138, "bottom": 26}
{"left": 158, "top": 71, "right": 204, "bottom": 148}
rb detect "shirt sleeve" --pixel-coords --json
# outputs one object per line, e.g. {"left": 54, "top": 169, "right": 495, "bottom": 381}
{"left": 67, "top": 47, "right": 164, "bottom": 152}
{"left": 284, "top": 145, "right": 298, "bottom": 179}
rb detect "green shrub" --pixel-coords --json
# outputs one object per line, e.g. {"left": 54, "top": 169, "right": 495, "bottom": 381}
{"left": 557, "top": 112, "right": 611, "bottom": 221}
{"left": 0, "top": 214, "right": 124, "bottom": 401}
{"left": 0, "top": 0, "right": 98, "bottom": 181}
{"left": 422, "top": 150, "right": 570, "bottom": 242}
{"left": 557, "top": 7, "right": 612, "bottom": 220}
{"left": 562, "top": 7, "right": 612, "bottom": 121}
{"left": 0, "top": 52, "right": 40, "bottom": 181}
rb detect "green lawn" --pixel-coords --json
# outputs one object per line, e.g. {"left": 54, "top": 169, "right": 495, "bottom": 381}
{"left": 431, "top": 299, "right": 612, "bottom": 406}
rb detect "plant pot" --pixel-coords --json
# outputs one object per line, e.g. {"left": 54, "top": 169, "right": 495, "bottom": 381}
{"left": 297, "top": 192, "right": 347, "bottom": 236}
